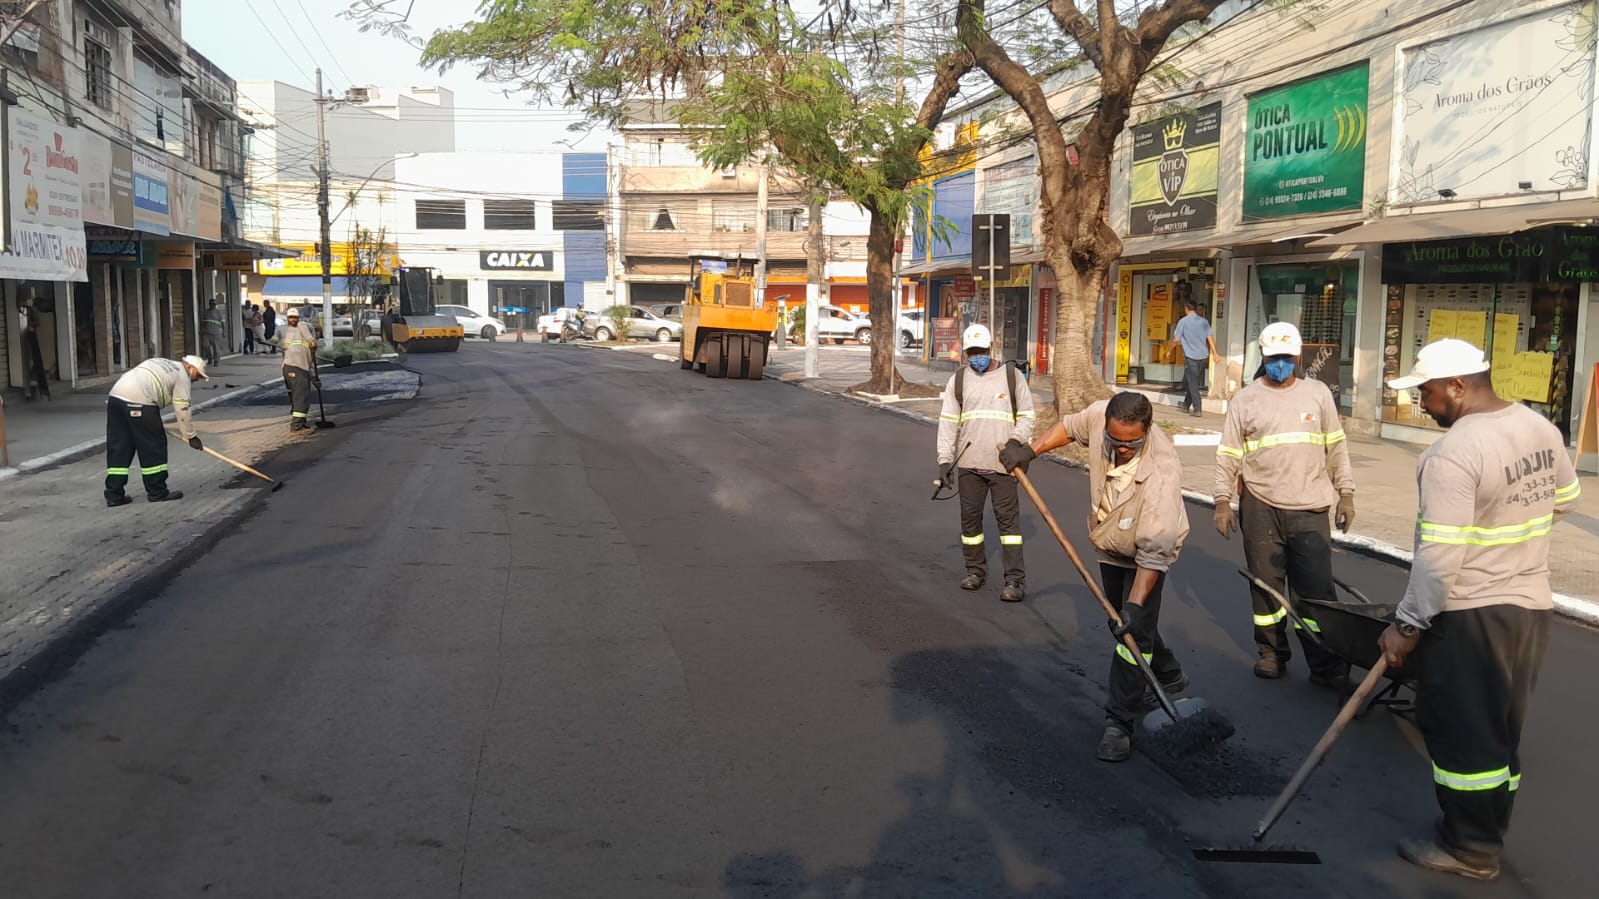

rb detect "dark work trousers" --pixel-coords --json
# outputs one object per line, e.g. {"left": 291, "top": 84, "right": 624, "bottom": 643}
{"left": 104, "top": 397, "right": 170, "bottom": 500}
{"left": 958, "top": 469, "right": 1024, "bottom": 584}
{"left": 1182, "top": 356, "right": 1206, "bottom": 412}
{"left": 284, "top": 365, "right": 313, "bottom": 425}
{"left": 1100, "top": 562, "right": 1183, "bottom": 730}
{"left": 1240, "top": 488, "right": 1348, "bottom": 675}
{"left": 1417, "top": 604, "right": 1550, "bottom": 868}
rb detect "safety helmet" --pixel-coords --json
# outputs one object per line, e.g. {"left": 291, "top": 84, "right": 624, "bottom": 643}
{"left": 1258, "top": 321, "right": 1303, "bottom": 357}
{"left": 180, "top": 354, "right": 210, "bottom": 381}
{"left": 962, "top": 323, "right": 993, "bottom": 351}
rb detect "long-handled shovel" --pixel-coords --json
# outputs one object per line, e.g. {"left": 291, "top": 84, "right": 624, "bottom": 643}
{"left": 1012, "top": 468, "right": 1234, "bottom": 757}
{"left": 310, "top": 353, "right": 353, "bottom": 429}
{"left": 1192, "top": 658, "right": 1390, "bottom": 865}
{"left": 1237, "top": 569, "right": 1326, "bottom": 649}
{"left": 201, "top": 445, "right": 284, "bottom": 491}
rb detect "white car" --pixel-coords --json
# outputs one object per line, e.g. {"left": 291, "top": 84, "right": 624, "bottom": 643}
{"left": 438, "top": 304, "right": 509, "bottom": 340}
{"left": 538, "top": 307, "right": 584, "bottom": 338}
{"left": 896, "top": 310, "right": 925, "bottom": 349}
{"left": 810, "top": 305, "right": 874, "bottom": 345}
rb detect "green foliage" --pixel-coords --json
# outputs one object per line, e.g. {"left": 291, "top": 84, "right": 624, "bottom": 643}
{"left": 318, "top": 339, "right": 392, "bottom": 362}
{"left": 601, "top": 304, "right": 632, "bottom": 341}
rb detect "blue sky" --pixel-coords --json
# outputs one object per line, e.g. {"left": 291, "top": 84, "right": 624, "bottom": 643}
{"left": 183, "top": 1, "right": 614, "bottom": 154}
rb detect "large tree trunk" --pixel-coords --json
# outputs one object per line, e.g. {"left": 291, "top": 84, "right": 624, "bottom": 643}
{"left": 863, "top": 206, "right": 898, "bottom": 394}
{"left": 1050, "top": 254, "right": 1115, "bottom": 414}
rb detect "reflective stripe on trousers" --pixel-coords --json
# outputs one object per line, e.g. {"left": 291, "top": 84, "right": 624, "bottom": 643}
{"left": 1433, "top": 763, "right": 1520, "bottom": 792}
{"left": 1115, "top": 644, "right": 1154, "bottom": 666}
{"left": 961, "top": 534, "right": 984, "bottom": 545}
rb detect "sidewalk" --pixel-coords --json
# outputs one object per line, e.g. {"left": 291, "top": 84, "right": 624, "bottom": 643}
{"left": 0, "top": 352, "right": 292, "bottom": 477}
{"left": 760, "top": 345, "right": 1599, "bottom": 623}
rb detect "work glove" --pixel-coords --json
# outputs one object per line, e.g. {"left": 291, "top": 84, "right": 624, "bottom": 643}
{"left": 937, "top": 461, "right": 957, "bottom": 488}
{"left": 1111, "top": 601, "right": 1149, "bottom": 640}
{"left": 188, "top": 435, "right": 203, "bottom": 451}
{"left": 999, "top": 439, "right": 1035, "bottom": 474}
{"left": 1335, "top": 492, "right": 1355, "bottom": 533}
{"left": 1214, "top": 500, "right": 1236, "bottom": 539}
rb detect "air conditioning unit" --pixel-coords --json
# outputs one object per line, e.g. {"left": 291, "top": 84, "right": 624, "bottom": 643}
{"left": 719, "top": 166, "right": 736, "bottom": 178}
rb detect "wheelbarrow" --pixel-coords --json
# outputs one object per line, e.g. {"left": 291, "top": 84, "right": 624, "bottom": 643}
{"left": 1300, "top": 577, "right": 1423, "bottom": 719}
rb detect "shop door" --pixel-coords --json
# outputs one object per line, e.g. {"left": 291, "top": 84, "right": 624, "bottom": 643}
{"left": 999, "top": 289, "right": 1030, "bottom": 365}
{"left": 74, "top": 281, "right": 97, "bottom": 377}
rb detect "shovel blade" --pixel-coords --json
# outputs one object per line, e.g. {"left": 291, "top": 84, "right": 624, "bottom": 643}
{"left": 1142, "top": 696, "right": 1235, "bottom": 757}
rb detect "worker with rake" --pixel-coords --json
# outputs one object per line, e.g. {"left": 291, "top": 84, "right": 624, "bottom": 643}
{"left": 1001, "top": 391, "right": 1193, "bottom": 762}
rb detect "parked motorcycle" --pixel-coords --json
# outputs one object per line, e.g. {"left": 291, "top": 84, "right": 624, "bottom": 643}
{"left": 560, "top": 312, "right": 589, "bottom": 343}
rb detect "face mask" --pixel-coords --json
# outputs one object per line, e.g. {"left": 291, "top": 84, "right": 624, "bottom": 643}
{"left": 969, "top": 355, "right": 991, "bottom": 373}
{"left": 1264, "top": 358, "right": 1297, "bottom": 384}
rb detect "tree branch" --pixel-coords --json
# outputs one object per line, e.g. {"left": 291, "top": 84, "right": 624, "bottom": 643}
{"left": 1135, "top": 0, "right": 1227, "bottom": 47}
{"left": 956, "top": 0, "right": 1071, "bottom": 169}
{"left": 1047, "top": 0, "right": 1102, "bottom": 70}
{"left": 913, "top": 48, "right": 975, "bottom": 133}
{"left": 1097, "top": 0, "right": 1119, "bottom": 66}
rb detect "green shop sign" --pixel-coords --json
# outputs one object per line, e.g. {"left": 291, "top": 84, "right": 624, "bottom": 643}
{"left": 1382, "top": 227, "right": 1599, "bottom": 284}
{"left": 1243, "top": 63, "right": 1369, "bottom": 221}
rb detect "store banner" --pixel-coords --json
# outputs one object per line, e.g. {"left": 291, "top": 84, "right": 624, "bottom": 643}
{"left": 133, "top": 145, "right": 169, "bottom": 235}
{"left": 1130, "top": 103, "right": 1221, "bottom": 235}
{"left": 0, "top": 107, "right": 88, "bottom": 281}
{"left": 1243, "top": 64, "right": 1369, "bottom": 221}
{"left": 1381, "top": 226, "right": 1599, "bottom": 283}
{"left": 1396, "top": 2, "right": 1594, "bottom": 202}
{"left": 79, "top": 131, "right": 115, "bottom": 227}
{"left": 168, "top": 158, "right": 200, "bottom": 238}
{"left": 154, "top": 240, "right": 195, "bottom": 270}
{"left": 196, "top": 170, "right": 222, "bottom": 241}
{"left": 981, "top": 156, "right": 1038, "bottom": 246}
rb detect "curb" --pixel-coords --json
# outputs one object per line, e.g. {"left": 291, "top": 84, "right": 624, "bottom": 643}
{"left": 762, "top": 366, "right": 1599, "bottom": 627}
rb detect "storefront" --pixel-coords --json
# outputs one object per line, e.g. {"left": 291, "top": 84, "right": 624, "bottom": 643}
{"left": 1239, "top": 256, "right": 1362, "bottom": 412}
{"left": 1377, "top": 227, "right": 1591, "bottom": 442}
{"left": 1110, "top": 260, "right": 1221, "bottom": 388}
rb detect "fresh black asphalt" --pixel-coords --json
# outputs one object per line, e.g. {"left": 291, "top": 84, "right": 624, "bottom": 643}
{"left": 0, "top": 342, "right": 1592, "bottom": 897}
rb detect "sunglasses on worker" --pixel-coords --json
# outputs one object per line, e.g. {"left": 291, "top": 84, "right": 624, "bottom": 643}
{"left": 1103, "top": 431, "right": 1147, "bottom": 451}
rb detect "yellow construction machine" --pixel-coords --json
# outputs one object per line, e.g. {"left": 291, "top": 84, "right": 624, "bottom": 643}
{"left": 381, "top": 266, "right": 464, "bottom": 353}
{"left": 679, "top": 255, "right": 777, "bottom": 379}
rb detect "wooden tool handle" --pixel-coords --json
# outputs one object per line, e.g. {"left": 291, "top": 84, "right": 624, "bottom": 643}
{"left": 1252, "top": 658, "right": 1390, "bottom": 841}
{"left": 202, "top": 445, "right": 275, "bottom": 483}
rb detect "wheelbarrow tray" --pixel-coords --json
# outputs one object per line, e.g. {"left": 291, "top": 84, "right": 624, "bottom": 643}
{"left": 1300, "top": 597, "right": 1423, "bottom": 681}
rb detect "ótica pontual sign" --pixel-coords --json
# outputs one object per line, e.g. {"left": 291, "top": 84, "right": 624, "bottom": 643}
{"left": 479, "top": 250, "right": 554, "bottom": 271}
{"left": 1243, "top": 63, "right": 1369, "bottom": 221}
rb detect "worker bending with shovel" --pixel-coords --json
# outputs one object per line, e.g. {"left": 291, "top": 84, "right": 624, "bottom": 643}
{"left": 1378, "top": 340, "right": 1577, "bottom": 881}
{"left": 279, "top": 307, "right": 319, "bottom": 432}
{"left": 1001, "top": 392, "right": 1192, "bottom": 762}
{"left": 1214, "top": 322, "right": 1355, "bottom": 686}
{"left": 104, "top": 355, "right": 208, "bottom": 506}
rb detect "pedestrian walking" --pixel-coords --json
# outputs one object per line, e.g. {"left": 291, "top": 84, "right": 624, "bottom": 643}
{"left": 1000, "top": 392, "right": 1191, "bottom": 762}
{"left": 1168, "top": 299, "right": 1218, "bottom": 416}
{"left": 262, "top": 301, "right": 278, "bottom": 352}
{"left": 1377, "top": 339, "right": 1577, "bottom": 882}
{"left": 20, "top": 305, "right": 50, "bottom": 401}
{"left": 936, "top": 323, "right": 1035, "bottom": 602}
{"left": 202, "top": 297, "right": 226, "bottom": 366}
{"left": 249, "top": 304, "right": 266, "bottom": 350}
{"left": 1214, "top": 322, "right": 1355, "bottom": 686}
{"left": 104, "top": 355, "right": 207, "bottom": 506}
{"left": 280, "top": 307, "right": 318, "bottom": 432}
{"left": 241, "top": 303, "right": 256, "bottom": 354}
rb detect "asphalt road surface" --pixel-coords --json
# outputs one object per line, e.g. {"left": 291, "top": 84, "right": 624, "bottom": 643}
{"left": 0, "top": 342, "right": 1593, "bottom": 898}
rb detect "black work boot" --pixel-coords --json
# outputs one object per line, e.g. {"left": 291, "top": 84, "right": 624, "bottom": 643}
{"left": 147, "top": 490, "right": 184, "bottom": 502}
{"left": 1000, "top": 580, "right": 1025, "bottom": 602}
{"left": 105, "top": 493, "right": 132, "bottom": 508}
{"left": 1253, "top": 655, "right": 1285, "bottom": 679}
{"left": 1397, "top": 837, "right": 1499, "bottom": 882}
{"left": 1096, "top": 724, "right": 1132, "bottom": 763}
{"left": 960, "top": 572, "right": 985, "bottom": 591}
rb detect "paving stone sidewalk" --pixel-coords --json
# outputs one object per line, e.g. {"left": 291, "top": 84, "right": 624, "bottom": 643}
{"left": 753, "top": 344, "right": 1599, "bottom": 621}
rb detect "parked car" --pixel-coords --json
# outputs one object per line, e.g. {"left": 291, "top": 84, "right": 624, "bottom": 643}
{"left": 585, "top": 305, "right": 683, "bottom": 342}
{"left": 332, "top": 309, "right": 386, "bottom": 340}
{"left": 647, "top": 302, "right": 684, "bottom": 321}
{"left": 538, "top": 307, "right": 583, "bottom": 339}
{"left": 438, "top": 304, "right": 509, "bottom": 340}
{"left": 896, "top": 310, "right": 925, "bottom": 348}
{"left": 799, "top": 305, "right": 873, "bottom": 345}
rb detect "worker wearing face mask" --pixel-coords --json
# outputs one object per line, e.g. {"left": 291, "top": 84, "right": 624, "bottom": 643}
{"left": 1214, "top": 322, "right": 1356, "bottom": 686}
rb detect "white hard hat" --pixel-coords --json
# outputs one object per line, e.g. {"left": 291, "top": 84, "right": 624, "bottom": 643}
{"left": 181, "top": 354, "right": 210, "bottom": 380}
{"left": 286, "top": 307, "right": 301, "bottom": 317}
{"left": 1387, "top": 339, "right": 1490, "bottom": 390}
{"left": 1258, "top": 321, "right": 1303, "bottom": 357}
{"left": 962, "top": 323, "right": 993, "bottom": 351}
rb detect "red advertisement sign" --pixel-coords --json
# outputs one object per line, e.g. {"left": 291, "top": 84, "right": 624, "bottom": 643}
{"left": 932, "top": 317, "right": 961, "bottom": 362}
{"left": 1034, "top": 288, "right": 1052, "bottom": 375}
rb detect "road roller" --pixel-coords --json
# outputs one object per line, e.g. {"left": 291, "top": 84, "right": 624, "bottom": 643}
{"left": 679, "top": 254, "right": 778, "bottom": 380}
{"left": 381, "top": 266, "right": 464, "bottom": 353}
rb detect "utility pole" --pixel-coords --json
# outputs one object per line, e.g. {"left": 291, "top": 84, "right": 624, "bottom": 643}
{"left": 805, "top": 192, "right": 823, "bottom": 378}
{"left": 315, "top": 68, "right": 334, "bottom": 338}
{"left": 755, "top": 163, "right": 768, "bottom": 326}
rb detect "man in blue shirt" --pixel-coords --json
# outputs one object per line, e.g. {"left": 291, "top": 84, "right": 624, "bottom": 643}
{"left": 1169, "top": 300, "right": 1218, "bottom": 417}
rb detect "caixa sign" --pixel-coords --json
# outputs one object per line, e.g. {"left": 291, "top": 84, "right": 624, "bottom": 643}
{"left": 479, "top": 250, "right": 554, "bottom": 271}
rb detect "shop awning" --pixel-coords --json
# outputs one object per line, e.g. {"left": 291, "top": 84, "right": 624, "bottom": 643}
{"left": 1306, "top": 198, "right": 1599, "bottom": 248}
{"left": 901, "top": 258, "right": 971, "bottom": 276}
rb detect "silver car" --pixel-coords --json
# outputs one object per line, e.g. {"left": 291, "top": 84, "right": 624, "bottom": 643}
{"left": 586, "top": 305, "right": 683, "bottom": 342}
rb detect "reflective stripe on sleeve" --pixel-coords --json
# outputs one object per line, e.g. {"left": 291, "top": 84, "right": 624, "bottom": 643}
{"left": 1420, "top": 514, "right": 1553, "bottom": 547}
{"left": 1115, "top": 644, "right": 1154, "bottom": 666}
{"left": 939, "top": 414, "right": 961, "bottom": 423}
{"left": 1217, "top": 445, "right": 1245, "bottom": 460}
{"left": 1241, "top": 431, "right": 1346, "bottom": 453}
{"left": 1556, "top": 481, "right": 1581, "bottom": 503}
{"left": 959, "top": 410, "right": 1016, "bottom": 424}
{"left": 1432, "top": 763, "right": 1512, "bottom": 792}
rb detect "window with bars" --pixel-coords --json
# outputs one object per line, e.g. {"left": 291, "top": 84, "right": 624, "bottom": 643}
{"left": 416, "top": 199, "right": 467, "bottom": 230}
{"left": 553, "top": 200, "right": 604, "bottom": 231}
{"left": 712, "top": 206, "right": 755, "bottom": 233}
{"left": 767, "top": 207, "right": 807, "bottom": 232}
{"left": 484, "top": 199, "right": 538, "bottom": 230}
{"left": 85, "top": 35, "right": 112, "bottom": 110}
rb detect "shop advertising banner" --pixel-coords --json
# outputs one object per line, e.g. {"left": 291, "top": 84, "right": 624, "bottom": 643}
{"left": 0, "top": 107, "right": 87, "bottom": 281}
{"left": 1243, "top": 64, "right": 1369, "bottom": 221}
{"left": 1382, "top": 226, "right": 1599, "bottom": 283}
{"left": 79, "top": 131, "right": 115, "bottom": 227}
{"left": 1130, "top": 103, "right": 1221, "bottom": 235}
{"left": 196, "top": 170, "right": 222, "bottom": 241}
{"left": 168, "top": 158, "right": 199, "bottom": 238}
{"left": 1395, "top": 3, "right": 1595, "bottom": 202}
{"left": 980, "top": 156, "right": 1038, "bottom": 246}
{"left": 133, "top": 145, "right": 169, "bottom": 235}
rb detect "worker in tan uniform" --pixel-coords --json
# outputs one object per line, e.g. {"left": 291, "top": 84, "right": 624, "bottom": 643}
{"left": 278, "top": 308, "right": 318, "bottom": 432}
{"left": 1214, "top": 322, "right": 1354, "bottom": 686}
{"left": 1377, "top": 339, "right": 1577, "bottom": 882}
{"left": 1001, "top": 392, "right": 1190, "bottom": 762}
{"left": 104, "top": 355, "right": 208, "bottom": 506}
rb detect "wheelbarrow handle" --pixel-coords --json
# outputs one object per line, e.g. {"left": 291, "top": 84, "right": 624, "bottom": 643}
{"left": 1332, "top": 575, "right": 1374, "bottom": 605}
{"left": 1236, "top": 569, "right": 1326, "bottom": 649}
